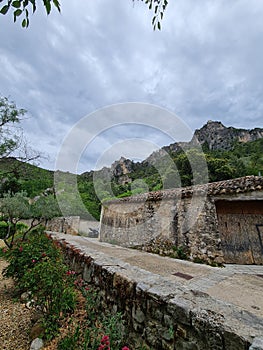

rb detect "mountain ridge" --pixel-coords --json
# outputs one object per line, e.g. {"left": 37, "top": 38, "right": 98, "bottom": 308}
{"left": 1, "top": 120, "right": 263, "bottom": 220}
{"left": 102, "top": 120, "right": 263, "bottom": 179}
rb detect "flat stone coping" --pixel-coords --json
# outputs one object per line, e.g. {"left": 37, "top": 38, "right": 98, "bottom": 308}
{"left": 48, "top": 232, "right": 263, "bottom": 343}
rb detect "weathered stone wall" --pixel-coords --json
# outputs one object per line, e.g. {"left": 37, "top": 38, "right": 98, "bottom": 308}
{"left": 100, "top": 193, "right": 224, "bottom": 264}
{"left": 51, "top": 234, "right": 263, "bottom": 350}
{"left": 46, "top": 216, "right": 80, "bottom": 235}
{"left": 100, "top": 197, "right": 176, "bottom": 246}
{"left": 100, "top": 176, "right": 263, "bottom": 265}
{"left": 22, "top": 217, "right": 100, "bottom": 236}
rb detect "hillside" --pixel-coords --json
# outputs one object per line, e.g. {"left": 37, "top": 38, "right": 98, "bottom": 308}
{"left": 145, "top": 120, "right": 263, "bottom": 164}
{"left": 90, "top": 121, "right": 263, "bottom": 195}
{"left": 1, "top": 120, "right": 263, "bottom": 220}
{"left": 0, "top": 157, "right": 54, "bottom": 197}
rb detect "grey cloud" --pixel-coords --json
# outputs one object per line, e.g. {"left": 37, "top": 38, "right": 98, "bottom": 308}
{"left": 0, "top": 0, "right": 263, "bottom": 171}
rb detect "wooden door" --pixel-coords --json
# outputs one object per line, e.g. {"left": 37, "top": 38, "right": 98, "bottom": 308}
{"left": 216, "top": 200, "right": 263, "bottom": 264}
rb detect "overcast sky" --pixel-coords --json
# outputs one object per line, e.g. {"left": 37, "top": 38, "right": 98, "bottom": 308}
{"left": 1, "top": 0, "right": 263, "bottom": 173}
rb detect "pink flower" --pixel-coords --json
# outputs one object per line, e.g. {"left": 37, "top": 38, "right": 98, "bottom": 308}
{"left": 19, "top": 246, "right": 23, "bottom": 252}
{"left": 101, "top": 335, "right": 110, "bottom": 343}
{"left": 122, "top": 347, "right": 130, "bottom": 350}
{"left": 32, "top": 259, "right": 36, "bottom": 263}
{"left": 98, "top": 335, "right": 110, "bottom": 349}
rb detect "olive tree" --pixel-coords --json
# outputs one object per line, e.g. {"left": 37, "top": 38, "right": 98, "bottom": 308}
{"left": 0, "top": 191, "right": 30, "bottom": 247}
{"left": 0, "top": 192, "right": 61, "bottom": 247}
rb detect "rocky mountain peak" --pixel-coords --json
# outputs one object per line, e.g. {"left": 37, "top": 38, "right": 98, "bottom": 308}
{"left": 111, "top": 157, "right": 134, "bottom": 176}
{"left": 193, "top": 120, "right": 263, "bottom": 151}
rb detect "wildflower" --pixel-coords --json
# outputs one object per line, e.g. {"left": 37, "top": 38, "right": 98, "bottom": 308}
{"left": 122, "top": 347, "right": 130, "bottom": 350}
{"left": 19, "top": 246, "right": 23, "bottom": 252}
{"left": 32, "top": 259, "right": 36, "bottom": 263}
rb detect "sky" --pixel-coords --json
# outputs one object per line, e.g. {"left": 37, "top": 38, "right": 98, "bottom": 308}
{"left": 1, "top": 0, "right": 263, "bottom": 173}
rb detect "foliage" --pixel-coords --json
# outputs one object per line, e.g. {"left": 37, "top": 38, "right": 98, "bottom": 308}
{"left": 0, "top": 96, "right": 39, "bottom": 165}
{"left": 2, "top": 228, "right": 61, "bottom": 280}
{"left": 1, "top": 230, "right": 76, "bottom": 339}
{"left": 57, "top": 281, "right": 129, "bottom": 350}
{"left": 135, "top": 0, "right": 169, "bottom": 30}
{"left": 0, "top": 220, "right": 8, "bottom": 239}
{"left": 0, "top": 0, "right": 168, "bottom": 30}
{"left": 23, "top": 258, "right": 76, "bottom": 338}
{"left": 0, "top": 96, "right": 25, "bottom": 158}
{"left": 1, "top": 229, "right": 131, "bottom": 347}
{"left": 0, "top": 191, "right": 30, "bottom": 246}
{"left": 1, "top": 134, "right": 263, "bottom": 222}
{"left": 0, "top": 157, "right": 54, "bottom": 198}
{"left": 0, "top": 0, "right": 61, "bottom": 27}
{"left": 0, "top": 191, "right": 61, "bottom": 246}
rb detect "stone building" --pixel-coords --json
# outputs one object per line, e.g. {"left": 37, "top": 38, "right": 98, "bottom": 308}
{"left": 100, "top": 176, "right": 263, "bottom": 265}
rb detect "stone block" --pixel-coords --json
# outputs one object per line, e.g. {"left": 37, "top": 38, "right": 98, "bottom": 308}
{"left": 132, "top": 305, "right": 145, "bottom": 323}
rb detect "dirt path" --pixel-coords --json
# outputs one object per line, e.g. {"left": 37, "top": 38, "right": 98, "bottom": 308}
{"left": 0, "top": 257, "right": 34, "bottom": 350}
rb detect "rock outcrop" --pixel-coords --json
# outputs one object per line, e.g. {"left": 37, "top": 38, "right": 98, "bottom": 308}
{"left": 82, "top": 120, "right": 263, "bottom": 183}
{"left": 193, "top": 120, "right": 263, "bottom": 150}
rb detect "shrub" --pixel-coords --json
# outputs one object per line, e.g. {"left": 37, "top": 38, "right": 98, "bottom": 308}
{"left": 0, "top": 220, "right": 8, "bottom": 239}
{"left": 57, "top": 283, "right": 127, "bottom": 350}
{"left": 2, "top": 228, "right": 61, "bottom": 281}
{"left": 1, "top": 228, "right": 76, "bottom": 339}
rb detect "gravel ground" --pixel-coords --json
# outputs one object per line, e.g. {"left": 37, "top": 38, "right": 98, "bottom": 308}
{"left": 0, "top": 258, "right": 34, "bottom": 350}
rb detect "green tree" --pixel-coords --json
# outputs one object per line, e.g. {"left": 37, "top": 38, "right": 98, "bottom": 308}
{"left": 0, "top": 191, "right": 30, "bottom": 247}
{"left": 0, "top": 192, "right": 61, "bottom": 247}
{"left": 22, "top": 195, "right": 61, "bottom": 239}
{"left": 0, "top": 96, "right": 25, "bottom": 158}
{"left": 0, "top": 96, "right": 40, "bottom": 199}
{"left": 0, "top": 96, "right": 39, "bottom": 163}
{"left": 0, "top": 173, "right": 21, "bottom": 195}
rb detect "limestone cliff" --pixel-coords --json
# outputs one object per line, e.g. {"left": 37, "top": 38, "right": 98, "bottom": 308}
{"left": 193, "top": 120, "right": 263, "bottom": 150}
{"left": 110, "top": 157, "right": 134, "bottom": 185}
{"left": 86, "top": 121, "right": 263, "bottom": 182}
{"left": 145, "top": 120, "right": 263, "bottom": 165}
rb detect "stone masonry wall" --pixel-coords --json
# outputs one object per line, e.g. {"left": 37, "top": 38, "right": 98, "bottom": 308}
{"left": 46, "top": 216, "right": 80, "bottom": 235}
{"left": 100, "top": 194, "right": 223, "bottom": 265}
{"left": 50, "top": 233, "right": 263, "bottom": 350}
{"left": 100, "top": 176, "right": 263, "bottom": 265}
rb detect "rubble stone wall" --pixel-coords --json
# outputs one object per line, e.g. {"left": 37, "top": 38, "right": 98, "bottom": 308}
{"left": 100, "top": 176, "right": 263, "bottom": 264}
{"left": 51, "top": 235, "right": 262, "bottom": 350}
{"left": 46, "top": 216, "right": 80, "bottom": 235}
